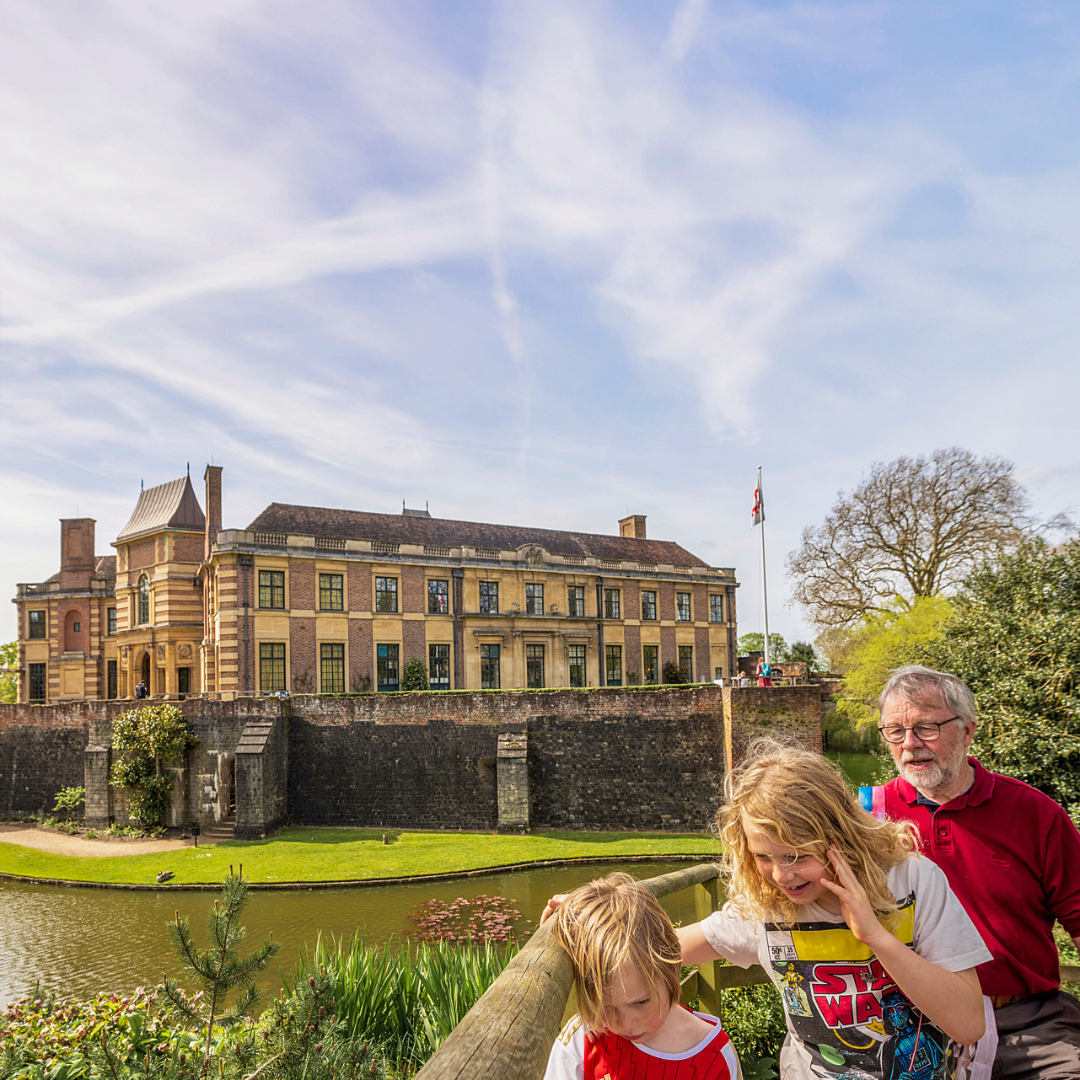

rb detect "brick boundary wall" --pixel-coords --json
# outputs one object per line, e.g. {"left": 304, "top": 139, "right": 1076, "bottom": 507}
{"left": 0, "top": 685, "right": 821, "bottom": 834}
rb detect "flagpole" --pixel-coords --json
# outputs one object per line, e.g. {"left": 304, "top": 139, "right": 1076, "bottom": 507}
{"left": 756, "top": 467, "right": 770, "bottom": 667}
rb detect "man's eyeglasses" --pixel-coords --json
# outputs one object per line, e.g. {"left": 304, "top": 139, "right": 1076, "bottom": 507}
{"left": 877, "top": 717, "right": 960, "bottom": 744}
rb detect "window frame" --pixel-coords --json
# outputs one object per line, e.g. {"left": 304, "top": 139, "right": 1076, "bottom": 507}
{"left": 28, "top": 610, "right": 47, "bottom": 639}
{"left": 259, "top": 642, "right": 286, "bottom": 693}
{"left": 526, "top": 643, "right": 545, "bottom": 688}
{"left": 319, "top": 573, "right": 344, "bottom": 612}
{"left": 258, "top": 570, "right": 285, "bottom": 610}
{"left": 138, "top": 574, "right": 151, "bottom": 624}
{"left": 676, "top": 592, "right": 691, "bottom": 621}
{"left": 478, "top": 580, "right": 499, "bottom": 615}
{"left": 376, "top": 643, "right": 400, "bottom": 691}
{"left": 525, "top": 582, "right": 544, "bottom": 616}
{"left": 709, "top": 594, "right": 724, "bottom": 623}
{"left": 375, "top": 576, "right": 398, "bottom": 614}
{"left": 568, "top": 585, "right": 585, "bottom": 618}
{"left": 641, "top": 590, "right": 657, "bottom": 621}
{"left": 107, "top": 659, "right": 118, "bottom": 699}
{"left": 320, "top": 642, "right": 345, "bottom": 694}
{"left": 429, "top": 643, "right": 450, "bottom": 690}
{"left": 678, "top": 644, "right": 694, "bottom": 682}
{"left": 428, "top": 579, "right": 450, "bottom": 615}
{"left": 107, "top": 607, "right": 117, "bottom": 635}
{"left": 642, "top": 644, "right": 659, "bottom": 685}
{"left": 605, "top": 644, "right": 622, "bottom": 687}
{"left": 568, "top": 644, "right": 586, "bottom": 688}
{"left": 177, "top": 667, "right": 191, "bottom": 695}
{"left": 603, "top": 588, "right": 621, "bottom": 620}
{"left": 480, "top": 643, "right": 500, "bottom": 689}
{"left": 28, "top": 662, "right": 47, "bottom": 702}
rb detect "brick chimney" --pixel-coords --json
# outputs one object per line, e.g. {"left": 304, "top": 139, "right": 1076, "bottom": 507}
{"left": 59, "top": 518, "right": 96, "bottom": 588}
{"left": 618, "top": 514, "right": 647, "bottom": 540}
{"left": 204, "top": 465, "right": 222, "bottom": 560}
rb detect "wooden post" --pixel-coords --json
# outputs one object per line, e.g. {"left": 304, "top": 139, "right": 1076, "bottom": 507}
{"left": 692, "top": 875, "right": 722, "bottom": 1017}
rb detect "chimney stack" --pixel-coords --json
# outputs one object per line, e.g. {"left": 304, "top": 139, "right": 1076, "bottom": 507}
{"left": 59, "top": 518, "right": 96, "bottom": 588}
{"left": 618, "top": 514, "right": 647, "bottom": 540}
{"left": 204, "top": 465, "right": 223, "bottom": 560}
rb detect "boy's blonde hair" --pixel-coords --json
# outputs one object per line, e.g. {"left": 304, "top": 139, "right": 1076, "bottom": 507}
{"left": 718, "top": 738, "right": 918, "bottom": 924}
{"left": 550, "top": 872, "right": 682, "bottom": 1034}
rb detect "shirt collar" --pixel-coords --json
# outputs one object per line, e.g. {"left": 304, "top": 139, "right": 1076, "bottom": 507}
{"left": 894, "top": 756, "right": 994, "bottom": 808}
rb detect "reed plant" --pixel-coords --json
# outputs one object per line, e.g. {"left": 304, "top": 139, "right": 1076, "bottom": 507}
{"left": 291, "top": 933, "right": 519, "bottom": 1071}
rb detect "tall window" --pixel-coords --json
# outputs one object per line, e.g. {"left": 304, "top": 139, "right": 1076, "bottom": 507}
{"left": 28, "top": 663, "right": 47, "bottom": 702}
{"left": 319, "top": 574, "right": 344, "bottom": 611}
{"left": 375, "top": 577, "right": 398, "bottom": 613}
{"left": 676, "top": 592, "right": 691, "bottom": 621}
{"left": 107, "top": 607, "right": 117, "bottom": 635}
{"left": 107, "top": 659, "right": 118, "bottom": 699}
{"left": 480, "top": 643, "right": 500, "bottom": 689}
{"left": 177, "top": 668, "right": 190, "bottom": 695}
{"left": 709, "top": 594, "right": 724, "bottom": 623}
{"left": 603, "top": 589, "right": 621, "bottom": 619}
{"left": 28, "top": 610, "right": 46, "bottom": 639}
{"left": 138, "top": 575, "right": 151, "bottom": 624}
{"left": 526, "top": 644, "right": 544, "bottom": 688}
{"left": 643, "top": 645, "right": 659, "bottom": 685}
{"left": 525, "top": 583, "right": 544, "bottom": 615}
{"left": 428, "top": 579, "right": 449, "bottom": 614}
{"left": 605, "top": 644, "right": 622, "bottom": 686}
{"left": 641, "top": 591, "right": 657, "bottom": 620}
{"left": 568, "top": 644, "right": 586, "bottom": 687}
{"left": 568, "top": 586, "right": 585, "bottom": 618}
{"left": 259, "top": 570, "right": 285, "bottom": 609}
{"left": 479, "top": 581, "right": 499, "bottom": 615}
{"left": 321, "top": 643, "right": 345, "bottom": 693}
{"left": 259, "top": 643, "right": 286, "bottom": 692}
{"left": 377, "top": 644, "right": 399, "bottom": 690}
{"left": 679, "top": 645, "right": 693, "bottom": 682}
{"left": 429, "top": 643, "right": 450, "bottom": 690}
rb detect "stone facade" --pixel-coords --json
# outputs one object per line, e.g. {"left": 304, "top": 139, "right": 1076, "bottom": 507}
{"left": 0, "top": 685, "right": 821, "bottom": 836}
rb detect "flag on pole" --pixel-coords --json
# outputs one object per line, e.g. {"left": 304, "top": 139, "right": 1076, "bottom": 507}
{"left": 752, "top": 471, "right": 764, "bottom": 527}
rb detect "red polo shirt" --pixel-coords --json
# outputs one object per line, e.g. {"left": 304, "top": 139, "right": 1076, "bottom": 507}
{"left": 881, "top": 757, "right": 1080, "bottom": 997}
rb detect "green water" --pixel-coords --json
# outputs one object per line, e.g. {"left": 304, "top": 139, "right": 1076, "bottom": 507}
{"left": 825, "top": 751, "right": 886, "bottom": 789}
{"left": 0, "top": 860, "right": 714, "bottom": 1005}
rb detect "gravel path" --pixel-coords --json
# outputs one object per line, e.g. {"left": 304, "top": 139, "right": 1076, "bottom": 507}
{"left": 0, "top": 824, "right": 204, "bottom": 857}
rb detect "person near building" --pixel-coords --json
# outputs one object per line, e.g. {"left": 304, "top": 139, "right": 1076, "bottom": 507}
{"left": 875, "top": 665, "right": 1080, "bottom": 1079}
{"left": 134, "top": 679, "right": 148, "bottom": 699}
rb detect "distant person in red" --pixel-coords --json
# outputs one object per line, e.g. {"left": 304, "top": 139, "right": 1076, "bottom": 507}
{"left": 875, "top": 666, "right": 1080, "bottom": 1079}
{"left": 541, "top": 873, "right": 739, "bottom": 1080}
{"left": 756, "top": 658, "right": 772, "bottom": 686}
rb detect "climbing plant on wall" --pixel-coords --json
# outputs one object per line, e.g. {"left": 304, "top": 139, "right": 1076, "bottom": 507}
{"left": 109, "top": 703, "right": 198, "bottom": 826}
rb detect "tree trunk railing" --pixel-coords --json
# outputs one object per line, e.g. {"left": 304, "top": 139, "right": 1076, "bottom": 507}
{"left": 413, "top": 860, "right": 1080, "bottom": 1080}
{"left": 413, "top": 863, "right": 766, "bottom": 1080}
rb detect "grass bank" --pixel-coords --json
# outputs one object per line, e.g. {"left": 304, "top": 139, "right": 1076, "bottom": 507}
{"left": 0, "top": 827, "right": 718, "bottom": 887}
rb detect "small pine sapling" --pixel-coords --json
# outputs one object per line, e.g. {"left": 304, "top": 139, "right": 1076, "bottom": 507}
{"left": 161, "top": 865, "right": 280, "bottom": 1075}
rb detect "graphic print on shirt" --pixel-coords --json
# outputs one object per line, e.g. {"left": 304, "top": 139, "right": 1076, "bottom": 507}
{"left": 764, "top": 893, "right": 956, "bottom": 1080}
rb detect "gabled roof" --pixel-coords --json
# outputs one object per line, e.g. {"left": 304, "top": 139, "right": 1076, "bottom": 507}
{"left": 246, "top": 503, "right": 708, "bottom": 566}
{"left": 116, "top": 475, "right": 205, "bottom": 543}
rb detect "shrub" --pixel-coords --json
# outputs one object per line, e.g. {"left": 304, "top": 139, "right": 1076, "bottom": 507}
{"left": 401, "top": 659, "right": 429, "bottom": 692}
{"left": 663, "top": 661, "right": 685, "bottom": 684}
{"left": 53, "top": 786, "right": 85, "bottom": 820}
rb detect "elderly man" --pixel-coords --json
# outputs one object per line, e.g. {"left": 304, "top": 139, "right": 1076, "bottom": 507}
{"left": 876, "top": 665, "right": 1080, "bottom": 1079}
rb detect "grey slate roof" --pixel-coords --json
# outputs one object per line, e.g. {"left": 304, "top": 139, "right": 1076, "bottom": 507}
{"left": 246, "top": 503, "right": 708, "bottom": 566}
{"left": 116, "top": 475, "right": 205, "bottom": 542}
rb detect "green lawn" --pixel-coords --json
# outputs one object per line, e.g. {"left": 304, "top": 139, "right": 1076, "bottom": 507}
{"left": 0, "top": 828, "right": 720, "bottom": 887}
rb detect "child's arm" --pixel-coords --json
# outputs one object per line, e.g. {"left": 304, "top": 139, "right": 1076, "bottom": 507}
{"left": 822, "top": 847, "right": 985, "bottom": 1045}
{"left": 676, "top": 922, "right": 726, "bottom": 965}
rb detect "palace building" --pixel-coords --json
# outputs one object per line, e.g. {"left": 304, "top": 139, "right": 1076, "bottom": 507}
{"left": 12, "top": 467, "right": 739, "bottom": 702}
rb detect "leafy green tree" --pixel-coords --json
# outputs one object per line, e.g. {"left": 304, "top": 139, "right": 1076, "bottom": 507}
{"left": 52, "top": 785, "right": 85, "bottom": 820}
{"left": 919, "top": 536, "right": 1080, "bottom": 820}
{"left": 401, "top": 658, "right": 429, "bottom": 691}
{"left": 786, "top": 641, "right": 820, "bottom": 674}
{"left": 738, "top": 633, "right": 789, "bottom": 660}
{"left": 0, "top": 641, "right": 16, "bottom": 704}
{"left": 833, "top": 596, "right": 952, "bottom": 729}
{"left": 110, "top": 703, "right": 198, "bottom": 826}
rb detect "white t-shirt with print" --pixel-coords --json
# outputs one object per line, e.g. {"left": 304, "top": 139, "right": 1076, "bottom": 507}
{"left": 700, "top": 854, "right": 991, "bottom": 1080}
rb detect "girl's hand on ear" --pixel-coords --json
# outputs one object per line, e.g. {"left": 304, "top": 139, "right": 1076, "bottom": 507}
{"left": 540, "top": 894, "right": 568, "bottom": 925}
{"left": 820, "top": 846, "right": 888, "bottom": 949}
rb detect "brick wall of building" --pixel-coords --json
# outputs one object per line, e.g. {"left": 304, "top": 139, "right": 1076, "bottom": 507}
{"left": 349, "top": 619, "right": 373, "bottom": 692}
{"left": 290, "top": 617, "right": 316, "bottom": 692}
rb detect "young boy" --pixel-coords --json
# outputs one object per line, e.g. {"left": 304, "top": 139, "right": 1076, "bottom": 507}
{"left": 544, "top": 873, "right": 741, "bottom": 1080}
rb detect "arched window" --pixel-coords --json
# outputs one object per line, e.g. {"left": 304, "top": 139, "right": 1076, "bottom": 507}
{"left": 138, "top": 575, "right": 150, "bottom": 625}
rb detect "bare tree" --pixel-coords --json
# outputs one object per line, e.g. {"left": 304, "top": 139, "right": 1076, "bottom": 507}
{"left": 788, "top": 448, "right": 1031, "bottom": 629}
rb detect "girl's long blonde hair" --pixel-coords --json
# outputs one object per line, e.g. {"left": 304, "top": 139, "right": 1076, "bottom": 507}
{"left": 718, "top": 738, "right": 918, "bottom": 924}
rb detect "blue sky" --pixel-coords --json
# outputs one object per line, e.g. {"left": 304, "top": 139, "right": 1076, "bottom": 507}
{"left": 3, "top": 0, "right": 1079, "bottom": 648}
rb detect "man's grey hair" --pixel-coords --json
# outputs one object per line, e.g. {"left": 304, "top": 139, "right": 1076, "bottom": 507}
{"left": 878, "top": 665, "right": 977, "bottom": 721}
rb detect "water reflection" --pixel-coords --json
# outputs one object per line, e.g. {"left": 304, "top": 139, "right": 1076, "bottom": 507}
{"left": 0, "top": 860, "right": 717, "bottom": 1004}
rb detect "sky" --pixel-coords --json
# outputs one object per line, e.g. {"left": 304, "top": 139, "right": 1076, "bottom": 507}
{"left": 3, "top": 0, "right": 1079, "bottom": 648}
